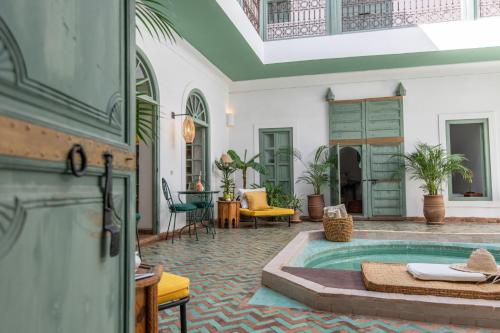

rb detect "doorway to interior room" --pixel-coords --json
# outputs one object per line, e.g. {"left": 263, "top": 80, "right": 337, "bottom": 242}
{"left": 339, "top": 146, "right": 363, "bottom": 214}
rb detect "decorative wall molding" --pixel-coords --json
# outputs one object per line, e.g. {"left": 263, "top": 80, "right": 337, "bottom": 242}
{"left": 325, "top": 88, "right": 335, "bottom": 102}
{"left": 0, "top": 198, "right": 26, "bottom": 261}
{"left": 396, "top": 82, "right": 407, "bottom": 96}
{"left": 0, "top": 194, "right": 124, "bottom": 260}
{"left": 0, "top": 16, "right": 125, "bottom": 136}
{"left": 107, "top": 92, "right": 124, "bottom": 130}
{"left": 0, "top": 37, "right": 15, "bottom": 82}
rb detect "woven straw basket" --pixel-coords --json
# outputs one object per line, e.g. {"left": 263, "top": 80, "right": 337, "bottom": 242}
{"left": 323, "top": 215, "right": 353, "bottom": 242}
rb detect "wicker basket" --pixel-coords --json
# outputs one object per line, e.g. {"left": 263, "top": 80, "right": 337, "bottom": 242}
{"left": 323, "top": 215, "right": 353, "bottom": 242}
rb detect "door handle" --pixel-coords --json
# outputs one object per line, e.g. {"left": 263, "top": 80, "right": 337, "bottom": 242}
{"left": 103, "top": 152, "right": 121, "bottom": 257}
{"left": 68, "top": 144, "right": 87, "bottom": 177}
{"left": 363, "top": 179, "right": 379, "bottom": 183}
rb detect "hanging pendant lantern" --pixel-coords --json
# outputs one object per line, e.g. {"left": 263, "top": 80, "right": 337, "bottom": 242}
{"left": 183, "top": 116, "right": 196, "bottom": 144}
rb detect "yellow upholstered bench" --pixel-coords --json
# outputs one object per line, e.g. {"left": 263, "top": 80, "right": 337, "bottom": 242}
{"left": 239, "top": 206, "right": 294, "bottom": 229}
{"left": 158, "top": 272, "right": 190, "bottom": 333}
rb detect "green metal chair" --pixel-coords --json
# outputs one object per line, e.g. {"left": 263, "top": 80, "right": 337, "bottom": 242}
{"left": 162, "top": 178, "right": 198, "bottom": 243}
{"left": 190, "top": 181, "right": 216, "bottom": 238}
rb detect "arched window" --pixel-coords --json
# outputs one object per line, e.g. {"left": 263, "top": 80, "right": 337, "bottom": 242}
{"left": 185, "top": 90, "right": 210, "bottom": 189}
{"left": 136, "top": 53, "right": 159, "bottom": 127}
{"left": 135, "top": 51, "right": 159, "bottom": 233}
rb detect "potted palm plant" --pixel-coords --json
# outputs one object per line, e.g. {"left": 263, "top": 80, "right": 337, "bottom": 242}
{"left": 227, "top": 149, "right": 266, "bottom": 189}
{"left": 400, "top": 143, "right": 471, "bottom": 224}
{"left": 214, "top": 157, "right": 236, "bottom": 201}
{"left": 296, "top": 145, "right": 336, "bottom": 222}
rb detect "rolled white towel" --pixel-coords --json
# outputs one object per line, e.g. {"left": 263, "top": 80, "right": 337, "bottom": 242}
{"left": 407, "top": 263, "right": 487, "bottom": 282}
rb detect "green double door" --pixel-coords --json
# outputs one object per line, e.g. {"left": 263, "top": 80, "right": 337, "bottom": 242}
{"left": 329, "top": 97, "right": 405, "bottom": 217}
{"left": 0, "top": 1, "right": 135, "bottom": 332}
{"left": 259, "top": 128, "right": 294, "bottom": 194}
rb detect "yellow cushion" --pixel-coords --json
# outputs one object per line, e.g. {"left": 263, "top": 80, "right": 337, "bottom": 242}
{"left": 244, "top": 191, "right": 270, "bottom": 210}
{"left": 240, "top": 207, "right": 294, "bottom": 217}
{"left": 157, "top": 272, "right": 190, "bottom": 304}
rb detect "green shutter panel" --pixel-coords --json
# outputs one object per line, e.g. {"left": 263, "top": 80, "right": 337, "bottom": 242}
{"left": 259, "top": 128, "right": 293, "bottom": 194}
{"left": 329, "top": 101, "right": 364, "bottom": 140}
{"left": 368, "top": 144, "right": 404, "bottom": 216}
{"left": 365, "top": 100, "right": 403, "bottom": 138}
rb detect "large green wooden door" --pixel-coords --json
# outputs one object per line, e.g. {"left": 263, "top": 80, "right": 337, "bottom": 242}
{"left": 0, "top": 1, "right": 135, "bottom": 332}
{"left": 329, "top": 97, "right": 405, "bottom": 217}
{"left": 259, "top": 128, "right": 294, "bottom": 194}
{"left": 365, "top": 100, "right": 405, "bottom": 217}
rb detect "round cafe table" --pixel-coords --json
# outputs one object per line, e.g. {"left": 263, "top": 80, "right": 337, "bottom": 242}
{"left": 177, "top": 190, "right": 219, "bottom": 240}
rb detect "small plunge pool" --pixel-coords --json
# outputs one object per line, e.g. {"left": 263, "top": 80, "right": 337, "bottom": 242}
{"left": 292, "top": 239, "right": 500, "bottom": 271}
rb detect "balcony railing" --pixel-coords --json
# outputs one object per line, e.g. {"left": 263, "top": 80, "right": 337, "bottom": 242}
{"left": 236, "top": 0, "right": 500, "bottom": 40}
{"left": 342, "top": 0, "right": 462, "bottom": 32}
{"left": 242, "top": 0, "right": 261, "bottom": 32}
{"left": 267, "top": 0, "right": 328, "bottom": 40}
{"left": 480, "top": 0, "right": 500, "bottom": 17}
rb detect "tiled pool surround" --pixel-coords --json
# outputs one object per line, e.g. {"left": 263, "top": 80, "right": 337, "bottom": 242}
{"left": 262, "top": 230, "right": 500, "bottom": 329}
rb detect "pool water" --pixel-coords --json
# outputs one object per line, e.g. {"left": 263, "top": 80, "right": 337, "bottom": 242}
{"left": 296, "top": 240, "right": 500, "bottom": 271}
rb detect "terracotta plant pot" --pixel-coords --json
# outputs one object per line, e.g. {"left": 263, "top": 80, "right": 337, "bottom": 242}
{"left": 423, "top": 195, "right": 445, "bottom": 225}
{"left": 307, "top": 194, "right": 325, "bottom": 222}
{"left": 290, "top": 210, "right": 302, "bottom": 223}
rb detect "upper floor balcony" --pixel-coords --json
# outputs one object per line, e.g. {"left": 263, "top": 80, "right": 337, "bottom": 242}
{"left": 236, "top": 0, "right": 500, "bottom": 40}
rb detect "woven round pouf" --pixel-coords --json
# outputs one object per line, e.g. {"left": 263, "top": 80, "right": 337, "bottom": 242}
{"left": 323, "top": 215, "right": 353, "bottom": 242}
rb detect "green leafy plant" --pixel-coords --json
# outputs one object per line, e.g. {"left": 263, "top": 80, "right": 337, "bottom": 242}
{"left": 288, "top": 194, "right": 303, "bottom": 212}
{"left": 136, "top": 95, "right": 159, "bottom": 144}
{"left": 295, "top": 145, "right": 336, "bottom": 195}
{"left": 227, "top": 149, "right": 266, "bottom": 188}
{"left": 136, "top": 0, "right": 179, "bottom": 43}
{"left": 135, "top": 0, "right": 179, "bottom": 144}
{"left": 398, "top": 143, "right": 471, "bottom": 196}
{"left": 215, "top": 158, "right": 236, "bottom": 200}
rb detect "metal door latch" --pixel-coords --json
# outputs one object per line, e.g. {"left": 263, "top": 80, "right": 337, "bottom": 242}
{"left": 103, "top": 152, "right": 120, "bottom": 257}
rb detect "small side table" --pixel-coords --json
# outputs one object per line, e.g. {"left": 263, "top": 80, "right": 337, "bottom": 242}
{"left": 135, "top": 264, "right": 163, "bottom": 333}
{"left": 217, "top": 201, "right": 240, "bottom": 228}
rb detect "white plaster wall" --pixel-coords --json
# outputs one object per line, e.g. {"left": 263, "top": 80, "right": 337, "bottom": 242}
{"left": 137, "top": 35, "right": 231, "bottom": 232}
{"left": 228, "top": 62, "right": 500, "bottom": 218}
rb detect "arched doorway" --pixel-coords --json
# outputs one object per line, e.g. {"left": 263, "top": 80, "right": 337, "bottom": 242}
{"left": 339, "top": 146, "right": 363, "bottom": 214}
{"left": 185, "top": 90, "right": 210, "bottom": 189}
{"left": 136, "top": 50, "right": 160, "bottom": 234}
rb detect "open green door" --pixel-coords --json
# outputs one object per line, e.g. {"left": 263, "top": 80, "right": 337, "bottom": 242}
{"left": 329, "top": 97, "right": 405, "bottom": 218}
{"left": 330, "top": 144, "right": 341, "bottom": 205}
{"left": 0, "top": 1, "right": 135, "bottom": 332}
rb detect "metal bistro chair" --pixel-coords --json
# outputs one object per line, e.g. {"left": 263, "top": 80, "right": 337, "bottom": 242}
{"left": 190, "top": 181, "right": 216, "bottom": 238}
{"left": 162, "top": 178, "right": 198, "bottom": 243}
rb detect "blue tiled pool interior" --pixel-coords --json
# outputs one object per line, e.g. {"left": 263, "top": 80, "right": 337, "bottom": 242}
{"left": 292, "top": 239, "right": 500, "bottom": 271}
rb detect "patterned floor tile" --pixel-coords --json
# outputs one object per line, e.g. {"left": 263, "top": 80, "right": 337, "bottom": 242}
{"left": 142, "top": 221, "right": 499, "bottom": 333}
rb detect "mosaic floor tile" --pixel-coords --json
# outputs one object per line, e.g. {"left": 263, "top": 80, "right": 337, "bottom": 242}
{"left": 142, "top": 221, "right": 500, "bottom": 333}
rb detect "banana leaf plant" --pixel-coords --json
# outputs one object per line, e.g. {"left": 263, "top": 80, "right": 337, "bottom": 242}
{"left": 227, "top": 149, "right": 266, "bottom": 189}
{"left": 135, "top": 0, "right": 180, "bottom": 144}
